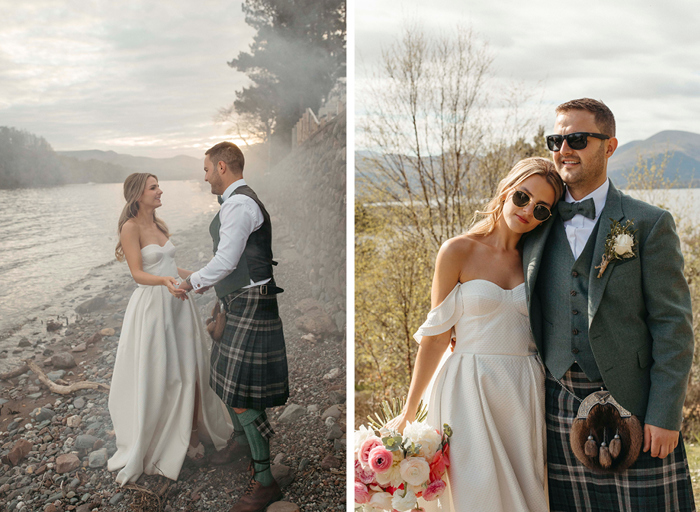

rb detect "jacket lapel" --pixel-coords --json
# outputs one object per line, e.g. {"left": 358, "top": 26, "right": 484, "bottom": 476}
{"left": 523, "top": 210, "right": 557, "bottom": 319}
{"left": 588, "top": 180, "right": 625, "bottom": 325}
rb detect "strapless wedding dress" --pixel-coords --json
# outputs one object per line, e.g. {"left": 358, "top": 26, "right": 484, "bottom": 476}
{"left": 107, "top": 240, "right": 232, "bottom": 484}
{"left": 416, "top": 280, "right": 547, "bottom": 512}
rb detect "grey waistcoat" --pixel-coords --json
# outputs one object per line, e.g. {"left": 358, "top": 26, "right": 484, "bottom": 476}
{"left": 536, "top": 218, "right": 601, "bottom": 381}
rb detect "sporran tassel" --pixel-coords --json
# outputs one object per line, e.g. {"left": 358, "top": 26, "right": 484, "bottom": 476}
{"left": 584, "top": 433, "right": 598, "bottom": 457}
{"left": 609, "top": 432, "right": 622, "bottom": 459}
{"left": 599, "top": 441, "right": 612, "bottom": 468}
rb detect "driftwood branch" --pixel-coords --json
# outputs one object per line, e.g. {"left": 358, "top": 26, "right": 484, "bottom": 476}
{"left": 0, "top": 364, "right": 29, "bottom": 381}
{"left": 25, "top": 361, "right": 110, "bottom": 394}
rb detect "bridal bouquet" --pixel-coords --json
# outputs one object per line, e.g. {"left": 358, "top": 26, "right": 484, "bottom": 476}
{"left": 354, "top": 421, "right": 452, "bottom": 511}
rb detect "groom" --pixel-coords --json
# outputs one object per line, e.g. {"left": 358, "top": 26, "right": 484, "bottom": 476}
{"left": 179, "top": 141, "right": 289, "bottom": 512}
{"left": 523, "top": 98, "right": 695, "bottom": 510}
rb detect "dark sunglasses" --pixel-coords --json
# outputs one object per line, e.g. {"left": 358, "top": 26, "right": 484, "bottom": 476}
{"left": 545, "top": 132, "right": 610, "bottom": 151}
{"left": 511, "top": 190, "right": 552, "bottom": 222}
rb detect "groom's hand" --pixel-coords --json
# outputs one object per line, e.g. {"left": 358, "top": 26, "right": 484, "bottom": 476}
{"left": 643, "top": 423, "right": 679, "bottom": 459}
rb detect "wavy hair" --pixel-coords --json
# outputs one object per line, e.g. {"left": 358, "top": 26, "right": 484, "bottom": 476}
{"left": 115, "top": 173, "right": 170, "bottom": 261}
{"left": 468, "top": 157, "right": 564, "bottom": 237}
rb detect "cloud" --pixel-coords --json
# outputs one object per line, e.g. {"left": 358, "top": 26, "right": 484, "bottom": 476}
{"left": 0, "top": 0, "right": 256, "bottom": 157}
{"left": 356, "top": 0, "right": 700, "bottom": 146}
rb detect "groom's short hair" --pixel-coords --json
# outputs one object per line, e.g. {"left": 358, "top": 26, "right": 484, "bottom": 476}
{"left": 206, "top": 141, "right": 245, "bottom": 174}
{"left": 556, "top": 98, "right": 616, "bottom": 137}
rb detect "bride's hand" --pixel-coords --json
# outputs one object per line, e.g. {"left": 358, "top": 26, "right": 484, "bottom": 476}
{"left": 164, "top": 277, "right": 188, "bottom": 300}
{"left": 385, "top": 411, "right": 409, "bottom": 435}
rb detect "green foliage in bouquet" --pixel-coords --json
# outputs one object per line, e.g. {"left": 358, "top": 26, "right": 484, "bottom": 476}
{"left": 366, "top": 396, "right": 428, "bottom": 431}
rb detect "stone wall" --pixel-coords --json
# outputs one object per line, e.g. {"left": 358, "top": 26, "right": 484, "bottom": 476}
{"left": 261, "top": 110, "right": 346, "bottom": 333}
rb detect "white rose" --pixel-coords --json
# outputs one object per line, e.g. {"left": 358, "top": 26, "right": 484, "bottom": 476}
{"left": 614, "top": 233, "right": 634, "bottom": 257}
{"left": 403, "top": 421, "right": 442, "bottom": 460}
{"left": 400, "top": 456, "right": 431, "bottom": 486}
{"left": 391, "top": 489, "right": 418, "bottom": 512}
{"left": 355, "top": 424, "right": 376, "bottom": 453}
{"left": 375, "top": 462, "right": 402, "bottom": 487}
{"left": 369, "top": 491, "right": 393, "bottom": 510}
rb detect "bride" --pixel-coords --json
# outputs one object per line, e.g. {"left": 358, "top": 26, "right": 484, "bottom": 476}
{"left": 107, "top": 173, "right": 233, "bottom": 485}
{"left": 387, "top": 157, "right": 564, "bottom": 511}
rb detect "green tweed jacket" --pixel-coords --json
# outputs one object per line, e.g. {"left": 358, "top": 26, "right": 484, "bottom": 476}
{"left": 523, "top": 180, "right": 694, "bottom": 431}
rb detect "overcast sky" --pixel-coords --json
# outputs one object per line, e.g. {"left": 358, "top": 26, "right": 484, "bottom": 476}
{"left": 356, "top": 0, "right": 700, "bottom": 149}
{"left": 0, "top": 0, "right": 255, "bottom": 158}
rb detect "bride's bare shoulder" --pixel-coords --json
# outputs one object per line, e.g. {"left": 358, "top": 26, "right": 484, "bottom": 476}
{"left": 438, "top": 233, "right": 484, "bottom": 261}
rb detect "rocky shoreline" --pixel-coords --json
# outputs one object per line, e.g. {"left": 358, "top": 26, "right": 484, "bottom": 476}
{"left": 0, "top": 213, "right": 347, "bottom": 511}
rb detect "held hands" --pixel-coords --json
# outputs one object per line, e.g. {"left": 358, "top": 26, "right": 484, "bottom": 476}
{"left": 643, "top": 424, "right": 679, "bottom": 459}
{"left": 164, "top": 277, "right": 188, "bottom": 300}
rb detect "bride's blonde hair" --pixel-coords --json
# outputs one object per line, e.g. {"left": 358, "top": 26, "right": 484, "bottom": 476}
{"left": 115, "top": 173, "right": 170, "bottom": 261}
{"left": 469, "top": 157, "right": 564, "bottom": 236}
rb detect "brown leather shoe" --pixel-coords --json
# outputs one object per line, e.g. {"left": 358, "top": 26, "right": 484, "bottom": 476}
{"left": 210, "top": 438, "right": 252, "bottom": 466}
{"left": 230, "top": 478, "right": 282, "bottom": 512}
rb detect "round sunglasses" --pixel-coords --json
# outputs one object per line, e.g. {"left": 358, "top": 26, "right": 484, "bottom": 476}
{"left": 545, "top": 132, "right": 610, "bottom": 152}
{"left": 511, "top": 190, "right": 552, "bottom": 221}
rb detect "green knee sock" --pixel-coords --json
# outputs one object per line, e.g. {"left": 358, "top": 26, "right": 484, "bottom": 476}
{"left": 226, "top": 406, "right": 249, "bottom": 445}
{"left": 236, "top": 409, "right": 273, "bottom": 486}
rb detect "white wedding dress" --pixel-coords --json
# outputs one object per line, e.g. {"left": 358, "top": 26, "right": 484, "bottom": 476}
{"left": 415, "top": 280, "right": 547, "bottom": 512}
{"left": 107, "top": 240, "right": 233, "bottom": 485}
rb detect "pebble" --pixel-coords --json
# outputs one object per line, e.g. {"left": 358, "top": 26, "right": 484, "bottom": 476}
{"left": 277, "top": 404, "right": 306, "bottom": 423}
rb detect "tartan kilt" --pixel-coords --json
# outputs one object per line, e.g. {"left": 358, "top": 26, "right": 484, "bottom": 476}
{"left": 546, "top": 365, "right": 695, "bottom": 512}
{"left": 210, "top": 286, "right": 289, "bottom": 410}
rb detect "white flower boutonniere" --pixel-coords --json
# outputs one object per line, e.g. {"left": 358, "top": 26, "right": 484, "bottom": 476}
{"left": 595, "top": 219, "right": 637, "bottom": 278}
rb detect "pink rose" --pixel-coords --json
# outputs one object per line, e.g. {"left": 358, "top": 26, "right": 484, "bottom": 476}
{"left": 423, "top": 479, "right": 446, "bottom": 501}
{"left": 429, "top": 448, "right": 448, "bottom": 482}
{"left": 368, "top": 445, "right": 394, "bottom": 473}
{"left": 355, "top": 459, "right": 376, "bottom": 484}
{"left": 359, "top": 436, "right": 383, "bottom": 467}
{"left": 355, "top": 481, "right": 370, "bottom": 504}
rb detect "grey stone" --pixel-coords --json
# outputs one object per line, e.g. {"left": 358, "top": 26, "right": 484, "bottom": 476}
{"left": 326, "top": 423, "right": 343, "bottom": 440}
{"left": 277, "top": 404, "right": 306, "bottom": 423}
{"left": 75, "top": 435, "right": 98, "bottom": 451}
{"left": 109, "top": 493, "right": 124, "bottom": 505}
{"left": 298, "top": 458, "right": 309, "bottom": 472}
{"left": 271, "top": 464, "right": 295, "bottom": 488}
{"left": 320, "top": 453, "right": 341, "bottom": 470}
{"left": 321, "top": 404, "right": 342, "bottom": 421}
{"left": 18, "top": 339, "right": 31, "bottom": 348}
{"left": 75, "top": 296, "right": 106, "bottom": 314}
{"left": 32, "top": 407, "right": 55, "bottom": 422}
{"left": 27, "top": 392, "right": 42, "bottom": 399}
{"left": 51, "top": 353, "right": 76, "bottom": 369}
{"left": 73, "top": 397, "right": 86, "bottom": 409}
{"left": 88, "top": 448, "right": 108, "bottom": 468}
{"left": 333, "top": 438, "right": 346, "bottom": 452}
{"left": 329, "top": 390, "right": 345, "bottom": 404}
{"left": 46, "top": 370, "right": 66, "bottom": 382}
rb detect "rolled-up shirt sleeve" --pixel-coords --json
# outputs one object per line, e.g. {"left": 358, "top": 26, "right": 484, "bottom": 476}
{"left": 190, "top": 196, "right": 263, "bottom": 289}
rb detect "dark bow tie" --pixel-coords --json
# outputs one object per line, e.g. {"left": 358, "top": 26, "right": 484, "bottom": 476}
{"left": 217, "top": 195, "right": 224, "bottom": 205}
{"left": 558, "top": 198, "right": 596, "bottom": 221}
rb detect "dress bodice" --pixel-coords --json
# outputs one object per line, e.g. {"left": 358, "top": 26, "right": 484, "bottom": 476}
{"left": 139, "top": 240, "right": 178, "bottom": 281}
{"left": 414, "top": 279, "right": 536, "bottom": 356}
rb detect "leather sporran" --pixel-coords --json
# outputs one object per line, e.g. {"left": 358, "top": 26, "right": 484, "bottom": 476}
{"left": 569, "top": 390, "right": 643, "bottom": 473}
{"left": 206, "top": 301, "right": 226, "bottom": 341}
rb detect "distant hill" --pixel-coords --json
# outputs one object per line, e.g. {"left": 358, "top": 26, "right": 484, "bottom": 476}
{"left": 0, "top": 124, "right": 272, "bottom": 189}
{"left": 608, "top": 130, "right": 700, "bottom": 187}
{"left": 57, "top": 150, "right": 201, "bottom": 181}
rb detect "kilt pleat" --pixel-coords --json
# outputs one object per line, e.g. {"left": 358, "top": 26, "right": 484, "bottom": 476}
{"left": 210, "top": 288, "right": 289, "bottom": 410}
{"left": 546, "top": 365, "right": 695, "bottom": 512}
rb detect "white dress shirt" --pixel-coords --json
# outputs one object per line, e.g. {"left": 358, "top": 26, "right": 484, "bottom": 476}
{"left": 190, "top": 179, "right": 270, "bottom": 290}
{"left": 562, "top": 180, "right": 610, "bottom": 260}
